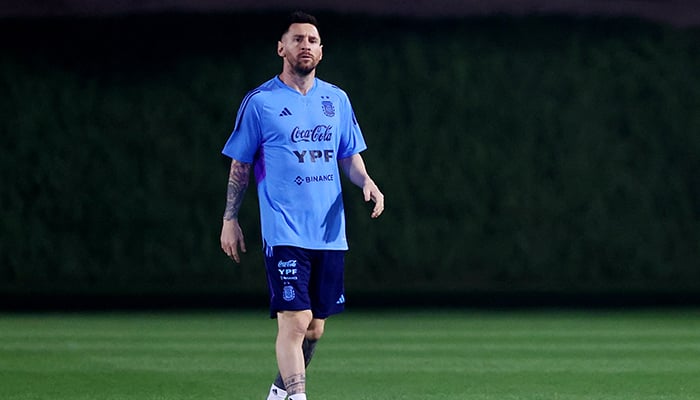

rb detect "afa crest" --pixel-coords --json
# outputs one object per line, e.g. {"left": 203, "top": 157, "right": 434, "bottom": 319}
{"left": 321, "top": 96, "right": 335, "bottom": 117}
{"left": 283, "top": 285, "right": 296, "bottom": 301}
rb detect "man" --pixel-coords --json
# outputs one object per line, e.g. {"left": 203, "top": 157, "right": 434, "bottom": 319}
{"left": 219, "top": 11, "right": 384, "bottom": 400}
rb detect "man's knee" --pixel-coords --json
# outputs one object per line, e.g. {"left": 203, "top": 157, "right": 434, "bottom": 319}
{"left": 278, "top": 310, "right": 313, "bottom": 337}
{"left": 306, "top": 319, "right": 325, "bottom": 340}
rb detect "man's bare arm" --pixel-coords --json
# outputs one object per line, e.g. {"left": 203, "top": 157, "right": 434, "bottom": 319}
{"left": 221, "top": 159, "right": 251, "bottom": 263}
{"left": 223, "top": 159, "right": 251, "bottom": 220}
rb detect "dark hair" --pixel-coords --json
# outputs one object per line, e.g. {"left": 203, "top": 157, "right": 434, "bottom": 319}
{"left": 281, "top": 11, "right": 319, "bottom": 38}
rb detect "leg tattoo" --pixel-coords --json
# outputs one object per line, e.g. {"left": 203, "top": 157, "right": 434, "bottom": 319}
{"left": 274, "top": 338, "right": 318, "bottom": 390}
{"left": 283, "top": 373, "right": 306, "bottom": 395}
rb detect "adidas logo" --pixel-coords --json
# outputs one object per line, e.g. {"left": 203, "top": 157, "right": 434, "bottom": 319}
{"left": 279, "top": 107, "right": 292, "bottom": 117}
{"left": 336, "top": 294, "right": 345, "bottom": 304}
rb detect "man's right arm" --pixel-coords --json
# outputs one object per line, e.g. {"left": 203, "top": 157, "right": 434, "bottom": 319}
{"left": 220, "top": 159, "right": 251, "bottom": 263}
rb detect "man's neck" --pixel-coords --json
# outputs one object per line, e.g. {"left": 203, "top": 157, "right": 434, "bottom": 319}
{"left": 279, "top": 70, "right": 315, "bottom": 95}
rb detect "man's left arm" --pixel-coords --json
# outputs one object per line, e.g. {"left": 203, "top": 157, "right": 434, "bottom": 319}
{"left": 339, "top": 153, "right": 384, "bottom": 219}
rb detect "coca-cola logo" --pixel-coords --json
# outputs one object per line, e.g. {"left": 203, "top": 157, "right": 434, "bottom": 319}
{"left": 278, "top": 260, "right": 297, "bottom": 268}
{"left": 290, "top": 125, "right": 333, "bottom": 143}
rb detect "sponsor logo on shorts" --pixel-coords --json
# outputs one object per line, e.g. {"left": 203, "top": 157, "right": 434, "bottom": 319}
{"left": 278, "top": 260, "right": 298, "bottom": 281}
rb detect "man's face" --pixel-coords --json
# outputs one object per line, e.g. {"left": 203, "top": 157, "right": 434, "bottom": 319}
{"left": 278, "top": 23, "right": 323, "bottom": 76}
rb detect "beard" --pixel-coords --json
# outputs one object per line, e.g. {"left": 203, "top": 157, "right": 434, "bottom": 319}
{"left": 292, "top": 59, "right": 318, "bottom": 76}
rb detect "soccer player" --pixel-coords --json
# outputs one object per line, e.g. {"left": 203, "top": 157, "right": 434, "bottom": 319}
{"left": 219, "top": 11, "right": 384, "bottom": 400}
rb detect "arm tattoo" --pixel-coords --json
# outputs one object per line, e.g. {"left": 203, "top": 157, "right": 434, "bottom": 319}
{"left": 283, "top": 373, "right": 306, "bottom": 395}
{"left": 223, "top": 160, "right": 251, "bottom": 220}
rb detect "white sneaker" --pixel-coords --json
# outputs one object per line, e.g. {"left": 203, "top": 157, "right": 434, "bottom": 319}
{"left": 267, "top": 384, "right": 287, "bottom": 400}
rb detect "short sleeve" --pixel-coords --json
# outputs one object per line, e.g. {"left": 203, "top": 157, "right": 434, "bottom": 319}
{"left": 337, "top": 93, "right": 367, "bottom": 159}
{"left": 222, "top": 90, "right": 263, "bottom": 162}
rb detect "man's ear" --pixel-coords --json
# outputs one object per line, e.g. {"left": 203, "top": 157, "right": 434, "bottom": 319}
{"left": 277, "top": 41, "right": 285, "bottom": 57}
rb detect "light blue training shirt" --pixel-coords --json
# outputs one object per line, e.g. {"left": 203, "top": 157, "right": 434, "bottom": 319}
{"left": 222, "top": 76, "right": 367, "bottom": 250}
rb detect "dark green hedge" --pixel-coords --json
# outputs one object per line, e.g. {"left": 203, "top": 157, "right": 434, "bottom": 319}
{"left": 1, "top": 13, "right": 699, "bottom": 298}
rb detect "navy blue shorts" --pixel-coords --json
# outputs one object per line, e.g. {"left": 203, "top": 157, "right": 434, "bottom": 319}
{"left": 264, "top": 246, "right": 346, "bottom": 319}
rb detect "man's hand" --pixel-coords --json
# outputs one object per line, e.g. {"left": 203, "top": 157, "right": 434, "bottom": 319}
{"left": 339, "top": 154, "right": 385, "bottom": 219}
{"left": 220, "top": 218, "right": 247, "bottom": 263}
{"left": 363, "top": 180, "right": 384, "bottom": 219}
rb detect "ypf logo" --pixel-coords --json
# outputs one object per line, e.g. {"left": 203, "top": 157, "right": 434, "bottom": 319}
{"left": 278, "top": 259, "right": 298, "bottom": 282}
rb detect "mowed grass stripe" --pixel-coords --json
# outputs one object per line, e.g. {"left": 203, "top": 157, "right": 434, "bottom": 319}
{"left": 313, "top": 310, "right": 700, "bottom": 399}
{"left": 1, "top": 310, "right": 699, "bottom": 400}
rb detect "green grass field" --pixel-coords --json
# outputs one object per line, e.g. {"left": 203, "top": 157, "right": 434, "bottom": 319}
{"left": 1, "top": 309, "right": 699, "bottom": 399}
